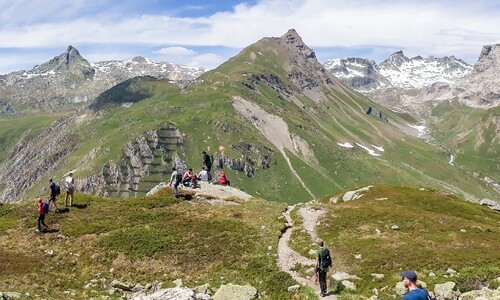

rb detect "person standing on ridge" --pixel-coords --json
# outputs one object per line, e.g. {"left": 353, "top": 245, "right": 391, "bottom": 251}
{"left": 48, "top": 178, "right": 59, "bottom": 213}
{"left": 37, "top": 197, "right": 49, "bottom": 232}
{"left": 169, "top": 167, "right": 180, "bottom": 198}
{"left": 315, "top": 239, "right": 332, "bottom": 297}
{"left": 65, "top": 172, "right": 75, "bottom": 207}
{"left": 400, "top": 270, "right": 428, "bottom": 300}
{"left": 202, "top": 151, "right": 212, "bottom": 173}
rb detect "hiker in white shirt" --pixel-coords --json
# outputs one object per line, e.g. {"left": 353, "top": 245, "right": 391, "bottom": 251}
{"left": 65, "top": 172, "right": 75, "bottom": 206}
{"left": 198, "top": 166, "right": 210, "bottom": 182}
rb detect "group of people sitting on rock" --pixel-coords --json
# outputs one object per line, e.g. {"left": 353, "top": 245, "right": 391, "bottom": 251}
{"left": 168, "top": 151, "right": 230, "bottom": 198}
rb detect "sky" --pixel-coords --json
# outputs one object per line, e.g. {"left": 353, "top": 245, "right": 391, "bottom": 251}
{"left": 0, "top": 0, "right": 499, "bottom": 74}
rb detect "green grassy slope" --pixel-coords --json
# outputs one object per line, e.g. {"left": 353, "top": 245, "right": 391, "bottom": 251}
{"left": 291, "top": 185, "right": 500, "bottom": 298}
{"left": 429, "top": 102, "right": 499, "bottom": 190}
{"left": 0, "top": 190, "right": 316, "bottom": 299}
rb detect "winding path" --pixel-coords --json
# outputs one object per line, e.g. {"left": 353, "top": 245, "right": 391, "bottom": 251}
{"left": 277, "top": 205, "right": 337, "bottom": 299}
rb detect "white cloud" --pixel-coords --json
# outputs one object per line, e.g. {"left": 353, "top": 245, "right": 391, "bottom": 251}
{"left": 187, "top": 53, "right": 226, "bottom": 69}
{"left": 0, "top": 0, "right": 499, "bottom": 71}
{"left": 153, "top": 46, "right": 197, "bottom": 57}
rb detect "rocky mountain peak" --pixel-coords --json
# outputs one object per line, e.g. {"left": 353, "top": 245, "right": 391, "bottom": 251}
{"left": 380, "top": 50, "right": 410, "bottom": 68}
{"left": 276, "top": 28, "right": 316, "bottom": 60}
{"left": 473, "top": 44, "right": 500, "bottom": 73}
{"left": 34, "top": 44, "right": 92, "bottom": 75}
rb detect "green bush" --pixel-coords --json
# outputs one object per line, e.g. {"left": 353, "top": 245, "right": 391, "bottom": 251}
{"left": 98, "top": 227, "right": 177, "bottom": 257}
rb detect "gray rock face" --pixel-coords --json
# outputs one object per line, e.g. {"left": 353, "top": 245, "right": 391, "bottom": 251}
{"left": 434, "top": 282, "right": 460, "bottom": 300}
{"left": 454, "top": 44, "right": 500, "bottom": 108}
{"left": 212, "top": 284, "right": 257, "bottom": 300}
{"left": 0, "top": 46, "right": 205, "bottom": 115}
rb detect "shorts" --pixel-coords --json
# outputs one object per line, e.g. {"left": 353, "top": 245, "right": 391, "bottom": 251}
{"left": 49, "top": 194, "right": 56, "bottom": 202}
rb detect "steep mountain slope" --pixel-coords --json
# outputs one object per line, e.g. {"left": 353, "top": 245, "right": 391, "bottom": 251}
{"left": 0, "top": 46, "right": 204, "bottom": 115}
{"left": 0, "top": 30, "right": 497, "bottom": 204}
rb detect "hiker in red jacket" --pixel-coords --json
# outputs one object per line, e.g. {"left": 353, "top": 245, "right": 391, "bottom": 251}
{"left": 37, "top": 197, "right": 49, "bottom": 232}
{"left": 218, "top": 171, "right": 230, "bottom": 186}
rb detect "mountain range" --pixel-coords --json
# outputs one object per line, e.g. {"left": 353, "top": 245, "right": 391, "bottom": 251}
{"left": 0, "top": 29, "right": 497, "bottom": 205}
{"left": 0, "top": 46, "right": 204, "bottom": 115}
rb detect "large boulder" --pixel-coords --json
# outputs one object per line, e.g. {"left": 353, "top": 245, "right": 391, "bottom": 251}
{"left": 434, "top": 282, "right": 460, "bottom": 300}
{"left": 213, "top": 284, "right": 257, "bottom": 300}
{"left": 338, "top": 280, "right": 356, "bottom": 292}
{"left": 460, "top": 288, "right": 500, "bottom": 300}
{"left": 0, "top": 292, "right": 22, "bottom": 299}
{"left": 132, "top": 287, "right": 195, "bottom": 300}
{"left": 394, "top": 282, "right": 408, "bottom": 296}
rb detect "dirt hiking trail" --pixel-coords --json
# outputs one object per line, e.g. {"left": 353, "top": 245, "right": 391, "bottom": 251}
{"left": 277, "top": 205, "right": 337, "bottom": 299}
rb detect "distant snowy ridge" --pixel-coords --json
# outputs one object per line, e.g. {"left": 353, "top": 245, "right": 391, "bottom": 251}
{"left": 323, "top": 51, "right": 472, "bottom": 90}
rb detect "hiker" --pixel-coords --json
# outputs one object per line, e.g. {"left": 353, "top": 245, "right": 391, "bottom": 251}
{"left": 182, "top": 168, "right": 197, "bottom": 188}
{"left": 169, "top": 167, "right": 180, "bottom": 198}
{"left": 65, "top": 172, "right": 75, "bottom": 207}
{"left": 315, "top": 239, "right": 332, "bottom": 297}
{"left": 218, "top": 170, "right": 230, "bottom": 186}
{"left": 48, "top": 178, "right": 60, "bottom": 213}
{"left": 202, "top": 151, "right": 212, "bottom": 172}
{"left": 400, "top": 270, "right": 428, "bottom": 300}
{"left": 37, "top": 197, "right": 49, "bottom": 232}
{"left": 197, "top": 166, "right": 210, "bottom": 182}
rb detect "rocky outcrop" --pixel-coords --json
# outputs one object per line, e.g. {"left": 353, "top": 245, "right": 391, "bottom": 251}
{"left": 79, "top": 125, "right": 186, "bottom": 197}
{"left": 212, "top": 284, "right": 258, "bottom": 300}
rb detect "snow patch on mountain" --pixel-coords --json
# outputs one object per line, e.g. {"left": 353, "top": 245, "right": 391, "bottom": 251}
{"left": 355, "top": 143, "right": 382, "bottom": 157}
{"left": 337, "top": 142, "right": 354, "bottom": 148}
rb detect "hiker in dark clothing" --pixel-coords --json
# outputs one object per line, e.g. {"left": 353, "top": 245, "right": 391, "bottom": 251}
{"left": 315, "top": 239, "right": 332, "bottom": 297}
{"left": 37, "top": 197, "right": 49, "bottom": 232}
{"left": 48, "top": 178, "right": 59, "bottom": 213}
{"left": 169, "top": 167, "right": 180, "bottom": 198}
{"left": 202, "top": 151, "right": 212, "bottom": 172}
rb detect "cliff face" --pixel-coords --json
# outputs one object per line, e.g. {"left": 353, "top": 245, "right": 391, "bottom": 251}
{"left": 455, "top": 44, "right": 500, "bottom": 108}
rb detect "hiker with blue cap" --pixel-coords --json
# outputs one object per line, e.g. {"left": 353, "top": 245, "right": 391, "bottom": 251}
{"left": 400, "top": 270, "right": 428, "bottom": 300}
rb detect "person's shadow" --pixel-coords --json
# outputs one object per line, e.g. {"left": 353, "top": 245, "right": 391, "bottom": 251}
{"left": 41, "top": 228, "right": 60, "bottom": 233}
{"left": 71, "top": 203, "right": 88, "bottom": 209}
{"left": 56, "top": 208, "right": 70, "bottom": 214}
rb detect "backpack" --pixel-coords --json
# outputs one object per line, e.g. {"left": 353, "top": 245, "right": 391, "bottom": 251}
{"left": 176, "top": 172, "right": 183, "bottom": 182}
{"left": 55, "top": 184, "right": 61, "bottom": 196}
{"left": 320, "top": 248, "right": 332, "bottom": 270}
{"left": 43, "top": 202, "right": 50, "bottom": 214}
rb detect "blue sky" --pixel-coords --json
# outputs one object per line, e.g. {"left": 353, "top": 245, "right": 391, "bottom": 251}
{"left": 0, "top": 0, "right": 499, "bottom": 73}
